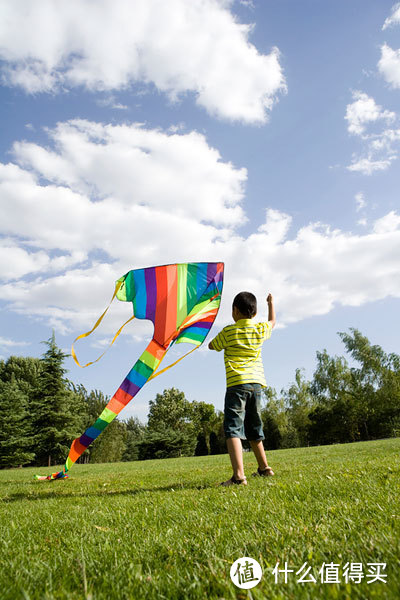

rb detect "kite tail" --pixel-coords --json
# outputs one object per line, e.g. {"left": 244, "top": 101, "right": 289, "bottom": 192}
{"left": 34, "top": 472, "right": 68, "bottom": 481}
{"left": 38, "top": 339, "right": 168, "bottom": 480}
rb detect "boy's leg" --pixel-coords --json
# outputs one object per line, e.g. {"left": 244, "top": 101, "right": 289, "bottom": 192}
{"left": 245, "top": 384, "right": 275, "bottom": 475}
{"left": 250, "top": 439, "right": 269, "bottom": 471}
{"left": 221, "top": 386, "right": 249, "bottom": 484}
{"left": 226, "top": 437, "right": 245, "bottom": 481}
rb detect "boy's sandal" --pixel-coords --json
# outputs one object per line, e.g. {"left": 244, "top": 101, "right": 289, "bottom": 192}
{"left": 252, "top": 466, "right": 275, "bottom": 477}
{"left": 220, "top": 475, "right": 248, "bottom": 487}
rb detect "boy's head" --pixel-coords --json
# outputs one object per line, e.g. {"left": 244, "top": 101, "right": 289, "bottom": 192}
{"left": 232, "top": 291, "right": 257, "bottom": 321}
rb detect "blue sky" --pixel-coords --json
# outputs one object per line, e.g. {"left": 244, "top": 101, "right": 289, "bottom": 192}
{"left": 0, "top": 0, "right": 399, "bottom": 422}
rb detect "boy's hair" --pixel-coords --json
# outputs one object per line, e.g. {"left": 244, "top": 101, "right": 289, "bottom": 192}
{"left": 232, "top": 291, "right": 257, "bottom": 318}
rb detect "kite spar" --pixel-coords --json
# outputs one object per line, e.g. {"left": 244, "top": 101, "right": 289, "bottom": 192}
{"left": 37, "top": 262, "right": 224, "bottom": 480}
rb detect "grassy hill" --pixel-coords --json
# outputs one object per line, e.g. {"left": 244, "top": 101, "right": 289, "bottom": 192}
{"left": 0, "top": 438, "right": 399, "bottom": 599}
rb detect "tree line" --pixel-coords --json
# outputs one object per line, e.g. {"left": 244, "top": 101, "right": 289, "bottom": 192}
{"left": 0, "top": 329, "right": 399, "bottom": 468}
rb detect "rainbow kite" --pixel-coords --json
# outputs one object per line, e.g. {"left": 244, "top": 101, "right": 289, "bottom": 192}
{"left": 36, "top": 262, "right": 224, "bottom": 480}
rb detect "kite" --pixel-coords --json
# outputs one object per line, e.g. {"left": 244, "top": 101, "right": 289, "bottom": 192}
{"left": 36, "top": 262, "right": 224, "bottom": 480}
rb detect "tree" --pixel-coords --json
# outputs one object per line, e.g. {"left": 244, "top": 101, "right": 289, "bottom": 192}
{"left": 309, "top": 349, "right": 360, "bottom": 443}
{"left": 0, "top": 356, "right": 42, "bottom": 397}
{"left": 76, "top": 387, "right": 127, "bottom": 463}
{"left": 31, "top": 333, "right": 85, "bottom": 467}
{"left": 308, "top": 330, "right": 400, "bottom": 445}
{"left": 122, "top": 416, "right": 146, "bottom": 462}
{"left": 339, "top": 329, "right": 400, "bottom": 439}
{"left": 261, "top": 387, "right": 286, "bottom": 449}
{"left": 191, "top": 401, "right": 218, "bottom": 454}
{"left": 147, "top": 388, "right": 194, "bottom": 433}
{"left": 282, "top": 369, "right": 314, "bottom": 447}
{"left": 262, "top": 412, "right": 283, "bottom": 450}
{"left": 194, "top": 433, "right": 208, "bottom": 456}
{"left": 90, "top": 418, "right": 126, "bottom": 463}
{"left": 209, "top": 411, "right": 226, "bottom": 454}
{"left": 311, "top": 350, "right": 353, "bottom": 407}
{"left": 137, "top": 428, "right": 196, "bottom": 460}
{"left": 0, "top": 378, "right": 35, "bottom": 467}
{"left": 0, "top": 355, "right": 42, "bottom": 467}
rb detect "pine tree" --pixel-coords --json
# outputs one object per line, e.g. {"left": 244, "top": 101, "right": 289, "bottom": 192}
{"left": 32, "top": 333, "right": 85, "bottom": 467}
{"left": 0, "top": 378, "right": 35, "bottom": 467}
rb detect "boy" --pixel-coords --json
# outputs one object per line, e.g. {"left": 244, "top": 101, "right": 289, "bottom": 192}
{"left": 208, "top": 292, "right": 276, "bottom": 486}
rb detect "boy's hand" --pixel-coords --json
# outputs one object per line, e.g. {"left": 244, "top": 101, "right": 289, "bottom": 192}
{"left": 267, "top": 293, "right": 274, "bottom": 304}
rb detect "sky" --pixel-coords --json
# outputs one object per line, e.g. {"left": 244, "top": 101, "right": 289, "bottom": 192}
{"left": 0, "top": 0, "right": 399, "bottom": 423}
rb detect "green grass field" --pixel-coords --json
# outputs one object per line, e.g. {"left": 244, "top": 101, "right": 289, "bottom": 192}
{"left": 1, "top": 438, "right": 399, "bottom": 600}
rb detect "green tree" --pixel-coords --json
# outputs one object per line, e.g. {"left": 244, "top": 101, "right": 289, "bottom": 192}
{"left": 282, "top": 369, "right": 314, "bottom": 447}
{"left": 0, "top": 378, "right": 35, "bottom": 467}
{"left": 147, "top": 388, "right": 194, "bottom": 433}
{"left": 209, "top": 411, "right": 226, "bottom": 454}
{"left": 261, "top": 387, "right": 287, "bottom": 449}
{"left": 309, "top": 349, "right": 360, "bottom": 444}
{"left": 194, "top": 433, "right": 209, "bottom": 456}
{"left": 137, "top": 428, "right": 196, "bottom": 460}
{"left": 191, "top": 400, "right": 218, "bottom": 454}
{"left": 307, "top": 329, "right": 400, "bottom": 445}
{"left": 0, "top": 356, "right": 42, "bottom": 397}
{"left": 32, "top": 333, "right": 85, "bottom": 467}
{"left": 77, "top": 387, "right": 127, "bottom": 463}
{"left": 339, "top": 329, "right": 400, "bottom": 438}
{"left": 122, "top": 416, "right": 146, "bottom": 462}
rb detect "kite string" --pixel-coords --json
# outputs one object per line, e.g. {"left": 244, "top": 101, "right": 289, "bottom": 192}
{"left": 71, "top": 280, "right": 135, "bottom": 368}
{"left": 147, "top": 346, "right": 198, "bottom": 381}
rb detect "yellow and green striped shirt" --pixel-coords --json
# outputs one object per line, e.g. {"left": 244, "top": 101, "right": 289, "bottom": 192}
{"left": 210, "top": 318, "right": 272, "bottom": 388}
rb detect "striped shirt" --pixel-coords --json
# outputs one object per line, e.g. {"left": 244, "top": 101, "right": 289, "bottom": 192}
{"left": 210, "top": 318, "right": 272, "bottom": 387}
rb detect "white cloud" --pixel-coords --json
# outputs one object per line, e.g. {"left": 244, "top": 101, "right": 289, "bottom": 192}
{"left": 345, "top": 92, "right": 400, "bottom": 174}
{"left": 355, "top": 192, "right": 366, "bottom": 211}
{"left": 1, "top": 120, "right": 400, "bottom": 339}
{"left": 382, "top": 3, "right": 400, "bottom": 30}
{"left": 373, "top": 210, "right": 400, "bottom": 233}
{"left": 0, "top": 337, "right": 30, "bottom": 349}
{"left": 0, "top": 240, "right": 85, "bottom": 281}
{"left": 9, "top": 119, "right": 247, "bottom": 232}
{"left": 345, "top": 91, "right": 395, "bottom": 135}
{"left": 96, "top": 96, "right": 129, "bottom": 110}
{"left": 347, "top": 155, "right": 396, "bottom": 175}
{"left": 0, "top": 0, "right": 286, "bottom": 123}
{"left": 378, "top": 44, "right": 400, "bottom": 89}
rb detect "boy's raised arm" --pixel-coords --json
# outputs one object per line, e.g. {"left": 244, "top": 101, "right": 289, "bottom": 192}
{"left": 267, "top": 293, "right": 276, "bottom": 329}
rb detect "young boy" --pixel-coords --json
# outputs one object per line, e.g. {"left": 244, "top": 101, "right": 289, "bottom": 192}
{"left": 208, "top": 292, "right": 276, "bottom": 486}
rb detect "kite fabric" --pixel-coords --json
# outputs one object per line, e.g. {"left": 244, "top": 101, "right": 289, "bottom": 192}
{"left": 36, "top": 262, "right": 224, "bottom": 480}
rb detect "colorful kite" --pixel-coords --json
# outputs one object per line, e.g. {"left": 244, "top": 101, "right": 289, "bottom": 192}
{"left": 36, "top": 262, "right": 224, "bottom": 480}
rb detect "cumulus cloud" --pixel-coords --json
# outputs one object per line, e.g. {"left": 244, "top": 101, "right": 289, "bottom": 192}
{"left": 373, "top": 210, "right": 400, "bottom": 234}
{"left": 345, "top": 91, "right": 395, "bottom": 135}
{"left": 12, "top": 120, "right": 247, "bottom": 229}
{"left": 345, "top": 91, "right": 400, "bottom": 174}
{"left": 0, "top": 0, "right": 286, "bottom": 123}
{"left": 378, "top": 44, "right": 400, "bottom": 89}
{"left": 1, "top": 120, "right": 400, "bottom": 340}
{"left": 382, "top": 3, "right": 400, "bottom": 30}
{"left": 0, "top": 238, "right": 85, "bottom": 281}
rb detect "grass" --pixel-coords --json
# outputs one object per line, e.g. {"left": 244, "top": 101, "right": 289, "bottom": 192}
{"left": 0, "top": 438, "right": 399, "bottom": 600}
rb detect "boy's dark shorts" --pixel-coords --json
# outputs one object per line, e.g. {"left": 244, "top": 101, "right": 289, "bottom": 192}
{"left": 223, "top": 383, "right": 264, "bottom": 441}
